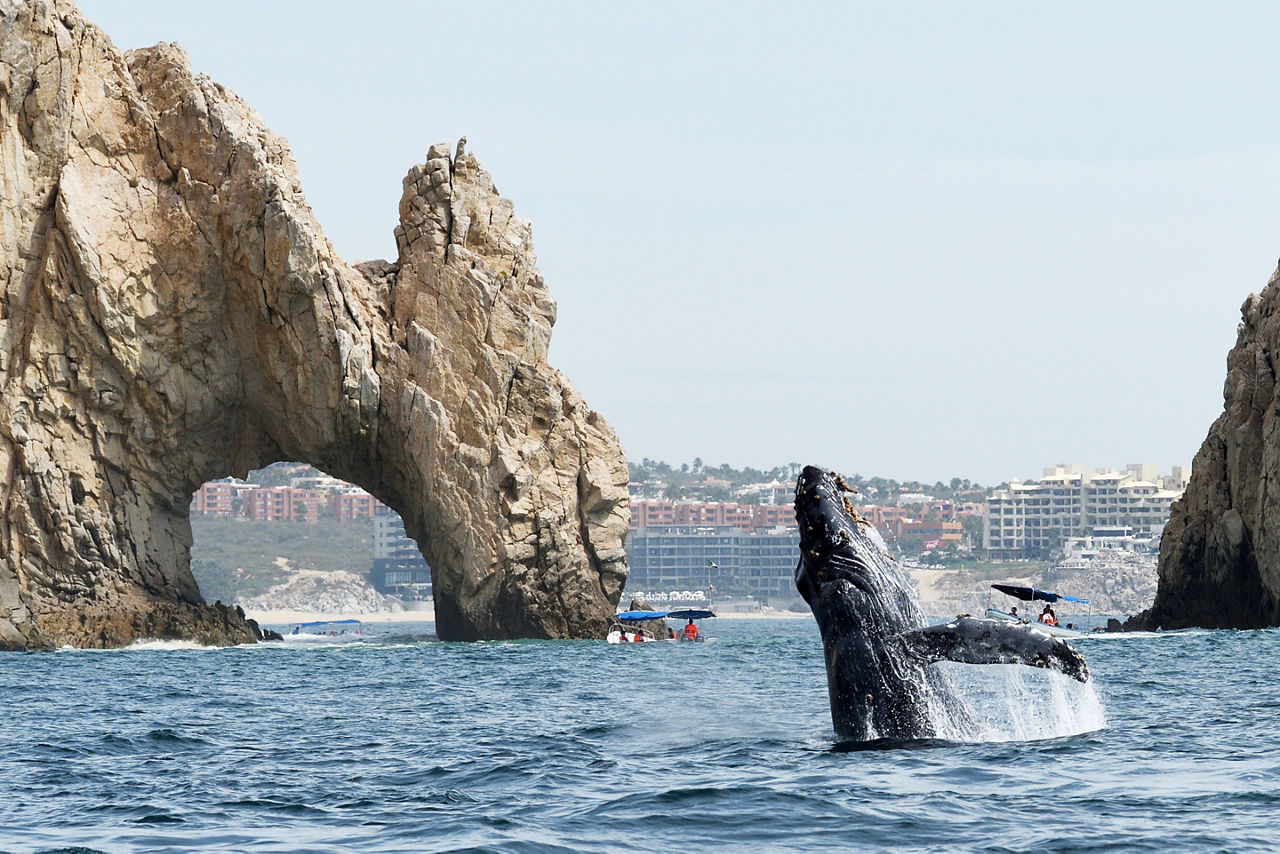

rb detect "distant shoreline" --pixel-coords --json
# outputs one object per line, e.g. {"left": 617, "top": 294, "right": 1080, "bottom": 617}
{"left": 716, "top": 608, "right": 810, "bottom": 620}
{"left": 246, "top": 604, "right": 809, "bottom": 626}
{"left": 246, "top": 605, "right": 435, "bottom": 626}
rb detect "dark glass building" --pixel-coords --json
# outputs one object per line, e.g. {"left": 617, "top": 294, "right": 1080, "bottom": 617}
{"left": 370, "top": 511, "right": 432, "bottom": 599}
{"left": 626, "top": 525, "right": 800, "bottom": 601}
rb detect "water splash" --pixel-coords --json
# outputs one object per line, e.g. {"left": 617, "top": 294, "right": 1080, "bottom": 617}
{"left": 54, "top": 638, "right": 221, "bottom": 652}
{"left": 928, "top": 661, "right": 1106, "bottom": 742}
{"left": 123, "top": 639, "right": 215, "bottom": 651}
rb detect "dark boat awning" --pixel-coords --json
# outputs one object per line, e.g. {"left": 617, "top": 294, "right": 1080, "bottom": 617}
{"left": 991, "top": 584, "right": 1089, "bottom": 605}
{"left": 666, "top": 608, "right": 716, "bottom": 620}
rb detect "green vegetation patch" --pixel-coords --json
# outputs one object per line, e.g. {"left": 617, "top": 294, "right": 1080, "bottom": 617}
{"left": 190, "top": 517, "right": 373, "bottom": 603}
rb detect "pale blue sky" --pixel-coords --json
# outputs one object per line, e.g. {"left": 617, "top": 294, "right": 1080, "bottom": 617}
{"left": 78, "top": 1, "right": 1280, "bottom": 484}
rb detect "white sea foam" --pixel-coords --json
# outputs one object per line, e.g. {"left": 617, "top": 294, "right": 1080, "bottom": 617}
{"left": 123, "top": 638, "right": 217, "bottom": 651}
{"left": 276, "top": 632, "right": 370, "bottom": 648}
{"left": 1075, "top": 628, "right": 1205, "bottom": 641}
{"left": 54, "top": 640, "right": 202, "bottom": 652}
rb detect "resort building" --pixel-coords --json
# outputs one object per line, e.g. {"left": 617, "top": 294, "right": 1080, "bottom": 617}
{"left": 370, "top": 508, "right": 432, "bottom": 598}
{"left": 625, "top": 524, "right": 800, "bottom": 601}
{"left": 190, "top": 478, "right": 249, "bottom": 518}
{"left": 894, "top": 518, "right": 963, "bottom": 544}
{"left": 329, "top": 489, "right": 383, "bottom": 522}
{"left": 237, "top": 485, "right": 328, "bottom": 523}
{"left": 984, "top": 463, "right": 1185, "bottom": 559}
{"left": 242, "top": 486, "right": 293, "bottom": 522}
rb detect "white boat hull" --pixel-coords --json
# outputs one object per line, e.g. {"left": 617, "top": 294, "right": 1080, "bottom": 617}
{"left": 606, "top": 629, "right": 713, "bottom": 644}
{"left": 984, "top": 608, "right": 1087, "bottom": 638}
{"left": 607, "top": 629, "right": 665, "bottom": 644}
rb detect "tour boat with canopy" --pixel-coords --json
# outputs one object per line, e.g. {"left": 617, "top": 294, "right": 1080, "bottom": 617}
{"left": 607, "top": 607, "right": 717, "bottom": 643}
{"left": 985, "top": 583, "right": 1091, "bottom": 637}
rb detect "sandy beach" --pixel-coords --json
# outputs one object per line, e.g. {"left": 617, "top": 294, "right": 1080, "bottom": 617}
{"left": 245, "top": 603, "right": 810, "bottom": 627}
{"left": 716, "top": 608, "right": 810, "bottom": 620}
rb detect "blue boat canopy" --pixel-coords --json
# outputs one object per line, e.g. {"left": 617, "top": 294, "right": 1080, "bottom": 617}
{"left": 667, "top": 608, "right": 716, "bottom": 620}
{"left": 297, "top": 619, "right": 362, "bottom": 627}
{"left": 615, "top": 610, "right": 668, "bottom": 622}
{"left": 991, "top": 584, "right": 1089, "bottom": 605}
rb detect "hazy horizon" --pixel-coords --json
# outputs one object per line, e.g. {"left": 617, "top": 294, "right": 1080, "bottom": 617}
{"left": 77, "top": 1, "right": 1280, "bottom": 484}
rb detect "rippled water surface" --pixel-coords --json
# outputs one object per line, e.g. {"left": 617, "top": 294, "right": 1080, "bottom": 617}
{"left": 2, "top": 618, "right": 1278, "bottom": 852}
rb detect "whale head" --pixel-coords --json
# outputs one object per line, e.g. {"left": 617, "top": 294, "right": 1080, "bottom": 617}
{"left": 793, "top": 465, "right": 922, "bottom": 637}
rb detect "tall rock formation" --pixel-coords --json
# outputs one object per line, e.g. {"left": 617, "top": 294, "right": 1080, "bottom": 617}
{"left": 0, "top": 1, "right": 629, "bottom": 647}
{"left": 1135, "top": 267, "right": 1280, "bottom": 629}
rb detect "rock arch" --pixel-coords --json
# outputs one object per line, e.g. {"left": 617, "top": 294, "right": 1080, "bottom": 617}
{"left": 0, "top": 3, "right": 629, "bottom": 647}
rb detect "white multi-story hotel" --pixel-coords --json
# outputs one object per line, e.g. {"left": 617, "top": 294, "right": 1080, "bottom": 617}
{"left": 984, "top": 463, "right": 1188, "bottom": 559}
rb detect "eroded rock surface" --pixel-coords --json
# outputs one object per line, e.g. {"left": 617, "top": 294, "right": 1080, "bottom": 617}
{"left": 1131, "top": 266, "right": 1280, "bottom": 629}
{"left": 0, "top": 1, "right": 629, "bottom": 647}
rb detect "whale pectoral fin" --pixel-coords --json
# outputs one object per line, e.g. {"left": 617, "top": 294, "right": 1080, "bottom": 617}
{"left": 901, "top": 617, "right": 1090, "bottom": 683}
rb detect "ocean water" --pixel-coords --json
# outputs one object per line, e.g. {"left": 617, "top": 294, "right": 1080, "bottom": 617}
{"left": 1, "top": 618, "right": 1277, "bottom": 852}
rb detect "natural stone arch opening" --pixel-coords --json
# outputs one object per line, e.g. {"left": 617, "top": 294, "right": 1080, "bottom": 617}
{"left": 0, "top": 5, "right": 630, "bottom": 649}
{"left": 186, "top": 463, "right": 423, "bottom": 612}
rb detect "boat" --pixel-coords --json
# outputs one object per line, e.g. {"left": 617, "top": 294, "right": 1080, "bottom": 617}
{"left": 985, "top": 584, "right": 1091, "bottom": 638}
{"left": 287, "top": 618, "right": 364, "bottom": 638}
{"left": 607, "top": 607, "right": 717, "bottom": 643}
{"left": 668, "top": 608, "right": 716, "bottom": 643}
{"left": 607, "top": 610, "right": 668, "bottom": 643}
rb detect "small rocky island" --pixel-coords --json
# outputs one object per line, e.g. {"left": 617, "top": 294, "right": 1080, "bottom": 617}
{"left": 1132, "top": 266, "right": 1280, "bottom": 629}
{"left": 0, "top": 1, "right": 629, "bottom": 648}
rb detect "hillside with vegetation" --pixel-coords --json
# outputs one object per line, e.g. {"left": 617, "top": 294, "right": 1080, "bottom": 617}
{"left": 629, "top": 459, "right": 994, "bottom": 505}
{"left": 190, "top": 517, "right": 373, "bottom": 604}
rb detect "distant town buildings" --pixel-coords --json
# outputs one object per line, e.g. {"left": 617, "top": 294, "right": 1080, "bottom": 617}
{"left": 190, "top": 467, "right": 433, "bottom": 598}
{"left": 190, "top": 476, "right": 384, "bottom": 524}
{"left": 629, "top": 496, "right": 980, "bottom": 541}
{"left": 191, "top": 459, "right": 1188, "bottom": 605}
{"left": 629, "top": 499, "right": 795, "bottom": 532}
{"left": 984, "top": 463, "right": 1188, "bottom": 559}
{"left": 625, "top": 493, "right": 985, "bottom": 602}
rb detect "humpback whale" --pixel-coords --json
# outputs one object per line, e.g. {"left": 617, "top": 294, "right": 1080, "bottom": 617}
{"left": 794, "top": 466, "right": 1090, "bottom": 742}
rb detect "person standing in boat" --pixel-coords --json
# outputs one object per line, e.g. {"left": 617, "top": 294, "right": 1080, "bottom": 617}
{"left": 683, "top": 619, "right": 700, "bottom": 642}
{"left": 1039, "top": 605, "right": 1058, "bottom": 626}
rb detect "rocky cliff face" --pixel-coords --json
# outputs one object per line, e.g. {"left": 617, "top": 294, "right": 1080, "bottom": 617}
{"left": 1134, "top": 268, "right": 1280, "bottom": 629}
{"left": 0, "top": 1, "right": 629, "bottom": 647}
